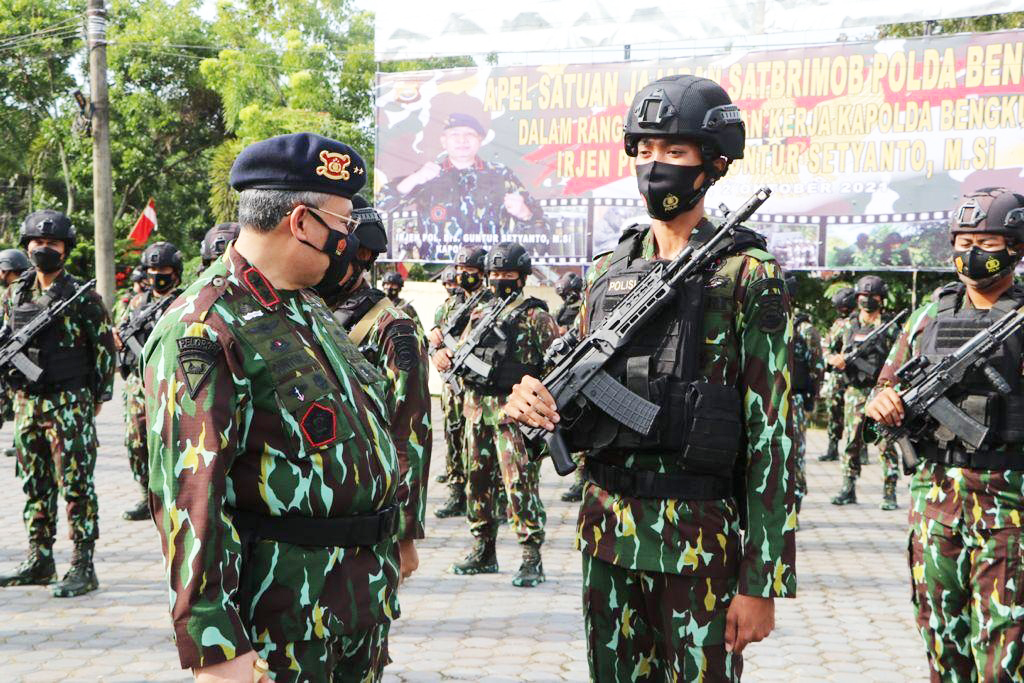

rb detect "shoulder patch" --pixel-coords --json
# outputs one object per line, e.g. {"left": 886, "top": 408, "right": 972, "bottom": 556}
{"left": 385, "top": 322, "right": 420, "bottom": 372}
{"left": 749, "top": 277, "right": 787, "bottom": 333}
{"left": 176, "top": 337, "right": 220, "bottom": 399}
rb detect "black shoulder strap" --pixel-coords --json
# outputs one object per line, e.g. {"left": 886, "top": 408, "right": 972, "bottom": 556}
{"left": 607, "top": 224, "right": 648, "bottom": 273}
{"left": 936, "top": 282, "right": 964, "bottom": 317}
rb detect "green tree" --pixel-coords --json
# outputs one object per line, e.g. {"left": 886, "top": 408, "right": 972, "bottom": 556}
{"left": 879, "top": 12, "right": 1024, "bottom": 37}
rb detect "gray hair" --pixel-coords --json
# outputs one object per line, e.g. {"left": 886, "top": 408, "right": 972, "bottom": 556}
{"left": 237, "top": 189, "right": 336, "bottom": 233}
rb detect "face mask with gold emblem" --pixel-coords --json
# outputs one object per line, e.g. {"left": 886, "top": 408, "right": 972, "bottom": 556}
{"left": 635, "top": 161, "right": 705, "bottom": 221}
{"left": 952, "top": 246, "right": 1018, "bottom": 290}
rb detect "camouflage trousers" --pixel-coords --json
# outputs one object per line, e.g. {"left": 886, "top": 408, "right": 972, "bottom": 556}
{"left": 122, "top": 373, "right": 148, "bottom": 490}
{"left": 582, "top": 554, "right": 742, "bottom": 682}
{"left": 793, "top": 395, "right": 809, "bottom": 506}
{"left": 253, "top": 622, "right": 390, "bottom": 683}
{"left": 442, "top": 385, "right": 465, "bottom": 486}
{"left": 842, "top": 385, "right": 899, "bottom": 481}
{"left": 464, "top": 418, "right": 546, "bottom": 545}
{"left": 908, "top": 511, "right": 1024, "bottom": 682}
{"left": 824, "top": 372, "right": 845, "bottom": 445}
{"left": 14, "top": 396, "right": 99, "bottom": 544}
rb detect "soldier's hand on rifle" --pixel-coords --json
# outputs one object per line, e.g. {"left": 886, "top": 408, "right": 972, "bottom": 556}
{"left": 427, "top": 327, "right": 443, "bottom": 349}
{"left": 504, "top": 375, "right": 560, "bottom": 432}
{"left": 827, "top": 353, "right": 846, "bottom": 370}
{"left": 432, "top": 348, "right": 453, "bottom": 372}
{"left": 112, "top": 329, "right": 123, "bottom": 350}
{"left": 867, "top": 388, "right": 904, "bottom": 427}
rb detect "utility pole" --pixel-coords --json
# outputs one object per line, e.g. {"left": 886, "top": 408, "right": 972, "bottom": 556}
{"left": 87, "top": 0, "right": 115, "bottom": 307}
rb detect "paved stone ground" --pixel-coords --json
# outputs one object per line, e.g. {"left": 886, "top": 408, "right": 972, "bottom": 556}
{"left": 0, "top": 384, "right": 930, "bottom": 682}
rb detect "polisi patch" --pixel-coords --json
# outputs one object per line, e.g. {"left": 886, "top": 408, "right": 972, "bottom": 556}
{"left": 300, "top": 402, "right": 336, "bottom": 448}
{"left": 177, "top": 337, "right": 220, "bottom": 399}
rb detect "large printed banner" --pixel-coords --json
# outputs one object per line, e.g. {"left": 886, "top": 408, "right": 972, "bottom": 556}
{"left": 375, "top": 29, "right": 1024, "bottom": 270}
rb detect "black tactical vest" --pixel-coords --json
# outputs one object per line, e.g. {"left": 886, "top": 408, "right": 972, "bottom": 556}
{"left": 461, "top": 296, "right": 548, "bottom": 395}
{"left": 843, "top": 316, "right": 890, "bottom": 388}
{"left": 555, "top": 297, "right": 581, "bottom": 327}
{"left": 565, "top": 223, "right": 760, "bottom": 469}
{"left": 918, "top": 283, "right": 1024, "bottom": 452}
{"left": 792, "top": 313, "right": 812, "bottom": 395}
{"left": 332, "top": 287, "right": 386, "bottom": 332}
{"left": 10, "top": 272, "right": 90, "bottom": 392}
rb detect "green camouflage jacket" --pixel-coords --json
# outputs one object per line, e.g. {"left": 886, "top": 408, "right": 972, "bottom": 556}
{"left": 331, "top": 281, "right": 431, "bottom": 541}
{"left": 877, "top": 291, "right": 1024, "bottom": 531}
{"left": 433, "top": 292, "right": 464, "bottom": 329}
{"left": 1, "top": 269, "right": 115, "bottom": 407}
{"left": 142, "top": 247, "right": 400, "bottom": 670}
{"left": 795, "top": 309, "right": 826, "bottom": 400}
{"left": 573, "top": 221, "right": 797, "bottom": 599}
{"left": 462, "top": 293, "right": 558, "bottom": 427}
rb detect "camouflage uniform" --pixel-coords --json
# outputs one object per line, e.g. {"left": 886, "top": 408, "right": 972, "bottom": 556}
{"left": 1, "top": 271, "right": 115, "bottom": 558}
{"left": 389, "top": 296, "right": 421, "bottom": 330}
{"left": 792, "top": 312, "right": 825, "bottom": 510}
{"left": 461, "top": 296, "right": 558, "bottom": 554}
{"left": 434, "top": 293, "right": 467, "bottom": 491}
{"left": 377, "top": 158, "right": 544, "bottom": 261}
{"left": 569, "top": 222, "right": 797, "bottom": 680}
{"left": 143, "top": 248, "right": 401, "bottom": 681}
{"left": 877, "top": 291, "right": 1024, "bottom": 682}
{"left": 837, "top": 316, "right": 900, "bottom": 487}
{"left": 330, "top": 280, "right": 431, "bottom": 542}
{"left": 822, "top": 315, "right": 852, "bottom": 455}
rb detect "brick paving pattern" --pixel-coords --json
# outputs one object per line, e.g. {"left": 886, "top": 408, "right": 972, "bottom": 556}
{"left": 0, "top": 385, "right": 929, "bottom": 682}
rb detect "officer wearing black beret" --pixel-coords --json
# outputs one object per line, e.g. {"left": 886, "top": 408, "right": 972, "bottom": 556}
{"left": 378, "top": 112, "right": 544, "bottom": 259}
{"left": 142, "top": 132, "right": 403, "bottom": 682}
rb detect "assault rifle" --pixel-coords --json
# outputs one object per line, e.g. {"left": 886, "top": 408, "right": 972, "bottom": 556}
{"left": 440, "top": 292, "right": 518, "bottom": 392}
{"left": 431, "top": 288, "right": 488, "bottom": 355}
{"left": 117, "top": 295, "right": 175, "bottom": 378}
{"left": 521, "top": 187, "right": 773, "bottom": 476}
{"left": 865, "top": 302, "right": 1024, "bottom": 472}
{"left": 0, "top": 279, "right": 95, "bottom": 383}
{"left": 842, "top": 309, "right": 908, "bottom": 371}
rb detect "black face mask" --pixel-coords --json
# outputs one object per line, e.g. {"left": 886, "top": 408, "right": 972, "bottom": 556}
{"left": 30, "top": 247, "right": 64, "bottom": 274}
{"left": 491, "top": 279, "right": 520, "bottom": 298}
{"left": 302, "top": 211, "right": 360, "bottom": 300}
{"left": 384, "top": 287, "right": 400, "bottom": 302}
{"left": 636, "top": 162, "right": 707, "bottom": 221}
{"left": 457, "top": 270, "right": 482, "bottom": 292}
{"left": 150, "top": 273, "right": 177, "bottom": 294}
{"left": 953, "top": 246, "right": 1018, "bottom": 290}
{"left": 445, "top": 286, "right": 461, "bottom": 296}
{"left": 858, "top": 295, "right": 881, "bottom": 313}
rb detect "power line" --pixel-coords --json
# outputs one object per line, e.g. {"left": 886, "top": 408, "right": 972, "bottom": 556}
{"left": 0, "top": 18, "right": 81, "bottom": 49}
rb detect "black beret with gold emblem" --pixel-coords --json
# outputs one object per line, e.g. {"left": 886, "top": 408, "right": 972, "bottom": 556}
{"left": 229, "top": 133, "right": 367, "bottom": 198}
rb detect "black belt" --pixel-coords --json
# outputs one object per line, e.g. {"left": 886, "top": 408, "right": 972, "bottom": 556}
{"left": 227, "top": 505, "right": 399, "bottom": 548}
{"left": 918, "top": 443, "right": 1024, "bottom": 472}
{"left": 584, "top": 461, "right": 732, "bottom": 500}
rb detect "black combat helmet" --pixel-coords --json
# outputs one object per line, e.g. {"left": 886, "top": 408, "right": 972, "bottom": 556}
{"left": 201, "top": 222, "right": 240, "bottom": 264}
{"left": 555, "top": 272, "right": 583, "bottom": 298}
{"left": 855, "top": 274, "right": 888, "bottom": 299}
{"left": 831, "top": 286, "right": 856, "bottom": 313}
{"left": 623, "top": 75, "right": 745, "bottom": 162}
{"left": 351, "top": 195, "right": 387, "bottom": 255}
{"left": 441, "top": 266, "right": 457, "bottom": 287}
{"left": 486, "top": 242, "right": 532, "bottom": 276}
{"left": 141, "top": 241, "right": 184, "bottom": 276}
{"left": 382, "top": 271, "right": 404, "bottom": 287}
{"left": 20, "top": 209, "right": 77, "bottom": 250}
{"left": 0, "top": 249, "right": 31, "bottom": 275}
{"left": 455, "top": 245, "right": 488, "bottom": 271}
{"left": 950, "top": 187, "right": 1024, "bottom": 244}
{"left": 130, "top": 265, "right": 147, "bottom": 284}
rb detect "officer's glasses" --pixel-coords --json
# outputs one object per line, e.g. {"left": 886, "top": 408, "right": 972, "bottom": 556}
{"left": 300, "top": 205, "right": 359, "bottom": 232}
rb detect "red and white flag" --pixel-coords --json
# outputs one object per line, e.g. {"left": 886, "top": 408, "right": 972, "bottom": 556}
{"left": 129, "top": 198, "right": 157, "bottom": 246}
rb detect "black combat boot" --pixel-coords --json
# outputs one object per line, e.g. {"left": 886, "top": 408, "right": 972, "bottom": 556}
{"left": 52, "top": 541, "right": 99, "bottom": 598}
{"left": 0, "top": 542, "right": 57, "bottom": 587}
{"left": 449, "top": 537, "right": 498, "bottom": 575}
{"left": 433, "top": 485, "right": 466, "bottom": 518}
{"left": 560, "top": 479, "right": 584, "bottom": 502}
{"left": 3, "top": 447, "right": 16, "bottom": 458}
{"left": 122, "top": 493, "right": 150, "bottom": 521}
{"left": 818, "top": 440, "right": 839, "bottom": 462}
{"left": 880, "top": 476, "right": 898, "bottom": 511}
{"left": 830, "top": 476, "right": 858, "bottom": 505}
{"left": 859, "top": 447, "right": 871, "bottom": 466}
{"left": 435, "top": 472, "right": 448, "bottom": 483}
{"left": 512, "top": 542, "right": 545, "bottom": 588}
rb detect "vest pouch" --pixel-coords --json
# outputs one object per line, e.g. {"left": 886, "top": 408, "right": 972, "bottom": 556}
{"left": 1000, "top": 395, "right": 1024, "bottom": 443}
{"left": 679, "top": 382, "right": 743, "bottom": 475}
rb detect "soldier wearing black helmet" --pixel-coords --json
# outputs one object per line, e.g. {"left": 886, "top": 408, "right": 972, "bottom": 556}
{"left": 199, "top": 222, "right": 241, "bottom": 273}
{"left": 827, "top": 274, "right": 901, "bottom": 508}
{"left": 553, "top": 272, "right": 583, "bottom": 334}
{"left": 786, "top": 272, "right": 824, "bottom": 521}
{"left": 819, "top": 286, "right": 857, "bottom": 462}
{"left": 381, "top": 270, "right": 421, "bottom": 327}
{"left": 0, "top": 248, "right": 31, "bottom": 457}
{"left": 114, "top": 241, "right": 185, "bottom": 521}
{"left": 440, "top": 266, "right": 459, "bottom": 297}
{"left": 434, "top": 241, "right": 558, "bottom": 587}
{"left": 0, "top": 209, "right": 115, "bottom": 598}
{"left": 319, "top": 194, "right": 430, "bottom": 584}
{"left": 505, "top": 75, "right": 796, "bottom": 678}
{"left": 428, "top": 245, "right": 492, "bottom": 518}
{"left": 867, "top": 187, "right": 1024, "bottom": 679}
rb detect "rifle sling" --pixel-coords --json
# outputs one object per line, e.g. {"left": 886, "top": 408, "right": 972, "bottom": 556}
{"left": 347, "top": 297, "right": 394, "bottom": 347}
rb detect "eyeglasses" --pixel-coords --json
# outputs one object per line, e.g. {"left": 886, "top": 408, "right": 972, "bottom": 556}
{"left": 297, "top": 205, "right": 359, "bottom": 231}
